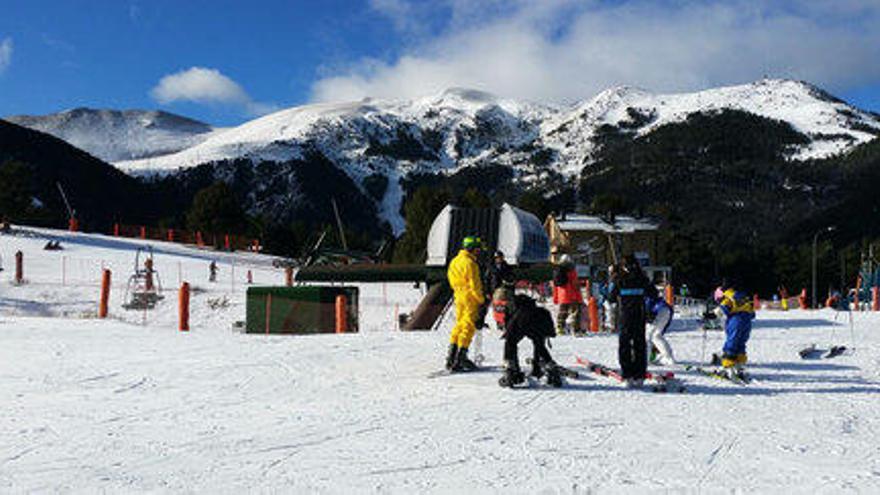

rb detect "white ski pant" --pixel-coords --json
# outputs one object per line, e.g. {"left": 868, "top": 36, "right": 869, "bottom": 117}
{"left": 603, "top": 301, "right": 617, "bottom": 331}
{"left": 647, "top": 306, "right": 674, "bottom": 362}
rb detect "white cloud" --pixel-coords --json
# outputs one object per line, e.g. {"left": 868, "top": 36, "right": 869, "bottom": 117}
{"left": 0, "top": 37, "right": 13, "bottom": 73}
{"left": 311, "top": 0, "right": 880, "bottom": 104}
{"left": 370, "top": 0, "right": 417, "bottom": 34}
{"left": 151, "top": 67, "right": 276, "bottom": 116}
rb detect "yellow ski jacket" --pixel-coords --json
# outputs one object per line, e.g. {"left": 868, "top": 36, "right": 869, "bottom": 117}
{"left": 447, "top": 249, "right": 484, "bottom": 305}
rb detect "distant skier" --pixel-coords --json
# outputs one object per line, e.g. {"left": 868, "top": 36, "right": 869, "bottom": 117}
{"left": 209, "top": 261, "right": 218, "bottom": 282}
{"left": 646, "top": 294, "right": 676, "bottom": 365}
{"left": 445, "top": 236, "right": 485, "bottom": 372}
{"left": 552, "top": 254, "right": 583, "bottom": 335}
{"left": 492, "top": 287, "right": 563, "bottom": 387}
{"left": 714, "top": 278, "right": 756, "bottom": 375}
{"left": 611, "top": 254, "right": 658, "bottom": 388}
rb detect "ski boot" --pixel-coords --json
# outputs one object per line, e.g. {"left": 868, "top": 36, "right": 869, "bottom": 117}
{"left": 529, "top": 358, "right": 544, "bottom": 379}
{"left": 717, "top": 353, "right": 749, "bottom": 381}
{"left": 625, "top": 378, "right": 644, "bottom": 389}
{"left": 454, "top": 346, "right": 478, "bottom": 372}
{"left": 732, "top": 354, "right": 749, "bottom": 381}
{"left": 499, "top": 361, "right": 525, "bottom": 388}
{"left": 445, "top": 344, "right": 459, "bottom": 371}
{"left": 657, "top": 355, "right": 677, "bottom": 366}
{"left": 720, "top": 353, "right": 737, "bottom": 369}
{"left": 544, "top": 362, "right": 563, "bottom": 388}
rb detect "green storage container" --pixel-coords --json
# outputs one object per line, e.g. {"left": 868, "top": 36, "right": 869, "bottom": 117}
{"left": 246, "top": 286, "right": 359, "bottom": 334}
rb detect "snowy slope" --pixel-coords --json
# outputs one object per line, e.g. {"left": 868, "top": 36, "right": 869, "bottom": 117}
{"left": 2, "top": 227, "right": 880, "bottom": 492}
{"left": 5, "top": 108, "right": 223, "bottom": 162}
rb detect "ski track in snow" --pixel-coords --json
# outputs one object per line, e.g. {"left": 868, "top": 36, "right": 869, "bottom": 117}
{"left": 2, "top": 227, "right": 880, "bottom": 492}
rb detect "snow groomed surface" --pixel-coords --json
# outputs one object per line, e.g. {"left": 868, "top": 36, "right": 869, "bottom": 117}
{"left": 2, "top": 228, "right": 880, "bottom": 492}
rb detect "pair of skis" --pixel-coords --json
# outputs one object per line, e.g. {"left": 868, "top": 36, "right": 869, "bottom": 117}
{"left": 574, "top": 356, "right": 686, "bottom": 393}
{"left": 684, "top": 364, "right": 751, "bottom": 385}
{"left": 798, "top": 344, "right": 847, "bottom": 360}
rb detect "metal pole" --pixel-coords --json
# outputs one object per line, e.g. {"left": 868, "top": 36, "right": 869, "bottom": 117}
{"left": 812, "top": 232, "right": 818, "bottom": 310}
{"left": 813, "top": 226, "right": 836, "bottom": 309}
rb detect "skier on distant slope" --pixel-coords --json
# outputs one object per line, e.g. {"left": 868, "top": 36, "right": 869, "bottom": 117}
{"left": 492, "top": 287, "right": 563, "bottom": 387}
{"left": 611, "top": 254, "right": 658, "bottom": 388}
{"left": 714, "top": 278, "right": 755, "bottom": 376}
{"left": 646, "top": 294, "right": 676, "bottom": 365}
{"left": 445, "top": 236, "right": 485, "bottom": 372}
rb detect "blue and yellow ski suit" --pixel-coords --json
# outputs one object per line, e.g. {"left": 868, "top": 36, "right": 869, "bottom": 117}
{"left": 720, "top": 288, "right": 755, "bottom": 357}
{"left": 447, "top": 249, "right": 484, "bottom": 348}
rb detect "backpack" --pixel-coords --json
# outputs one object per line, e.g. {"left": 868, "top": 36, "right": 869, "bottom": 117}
{"left": 553, "top": 266, "right": 568, "bottom": 286}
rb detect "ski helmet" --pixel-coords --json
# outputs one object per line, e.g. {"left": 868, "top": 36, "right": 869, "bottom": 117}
{"left": 462, "top": 236, "right": 482, "bottom": 250}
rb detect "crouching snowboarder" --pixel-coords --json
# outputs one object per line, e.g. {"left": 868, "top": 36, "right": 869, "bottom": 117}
{"left": 646, "top": 295, "right": 676, "bottom": 365}
{"left": 492, "top": 287, "right": 563, "bottom": 388}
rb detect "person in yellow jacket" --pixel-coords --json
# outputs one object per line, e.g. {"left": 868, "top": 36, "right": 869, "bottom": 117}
{"left": 445, "top": 236, "right": 485, "bottom": 371}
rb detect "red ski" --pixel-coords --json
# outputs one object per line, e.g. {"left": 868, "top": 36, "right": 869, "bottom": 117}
{"left": 575, "top": 356, "right": 685, "bottom": 393}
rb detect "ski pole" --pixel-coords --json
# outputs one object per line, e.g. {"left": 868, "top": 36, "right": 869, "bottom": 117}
{"left": 700, "top": 325, "right": 707, "bottom": 364}
{"left": 849, "top": 309, "right": 856, "bottom": 354}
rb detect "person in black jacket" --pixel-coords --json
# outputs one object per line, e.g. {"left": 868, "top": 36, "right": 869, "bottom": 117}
{"left": 492, "top": 287, "right": 563, "bottom": 388}
{"left": 488, "top": 251, "right": 514, "bottom": 293}
{"left": 611, "top": 254, "right": 658, "bottom": 388}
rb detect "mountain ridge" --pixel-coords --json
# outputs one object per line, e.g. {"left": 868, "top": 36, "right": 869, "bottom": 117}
{"left": 5, "top": 108, "right": 221, "bottom": 162}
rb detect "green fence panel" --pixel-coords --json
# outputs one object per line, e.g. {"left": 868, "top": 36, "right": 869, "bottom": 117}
{"left": 246, "top": 286, "right": 359, "bottom": 334}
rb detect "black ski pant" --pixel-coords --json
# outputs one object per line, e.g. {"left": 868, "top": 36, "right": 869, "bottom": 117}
{"left": 618, "top": 298, "right": 647, "bottom": 379}
{"left": 503, "top": 326, "right": 553, "bottom": 369}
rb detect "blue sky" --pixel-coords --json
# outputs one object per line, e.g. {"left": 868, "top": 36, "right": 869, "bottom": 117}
{"left": 1, "top": 0, "right": 879, "bottom": 126}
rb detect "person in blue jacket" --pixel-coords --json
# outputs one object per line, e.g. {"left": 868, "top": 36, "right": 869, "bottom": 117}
{"left": 713, "top": 278, "right": 756, "bottom": 372}
{"left": 646, "top": 295, "right": 675, "bottom": 365}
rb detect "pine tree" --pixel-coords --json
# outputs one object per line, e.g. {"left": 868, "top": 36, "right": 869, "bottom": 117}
{"left": 393, "top": 186, "right": 451, "bottom": 263}
{"left": 186, "top": 182, "right": 246, "bottom": 236}
{"left": 0, "top": 160, "right": 34, "bottom": 222}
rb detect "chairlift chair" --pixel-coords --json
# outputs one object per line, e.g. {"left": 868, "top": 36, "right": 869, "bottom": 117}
{"left": 122, "top": 246, "right": 165, "bottom": 310}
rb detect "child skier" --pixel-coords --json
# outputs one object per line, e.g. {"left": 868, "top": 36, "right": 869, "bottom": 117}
{"left": 492, "top": 287, "right": 563, "bottom": 388}
{"left": 714, "top": 279, "right": 756, "bottom": 376}
{"left": 646, "top": 295, "right": 676, "bottom": 365}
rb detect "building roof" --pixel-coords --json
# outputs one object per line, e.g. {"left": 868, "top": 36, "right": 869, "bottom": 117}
{"left": 556, "top": 214, "right": 658, "bottom": 233}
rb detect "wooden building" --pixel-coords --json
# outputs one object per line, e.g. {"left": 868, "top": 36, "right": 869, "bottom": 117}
{"left": 544, "top": 213, "right": 670, "bottom": 283}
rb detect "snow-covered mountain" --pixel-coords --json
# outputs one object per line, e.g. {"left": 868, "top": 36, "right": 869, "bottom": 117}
{"left": 11, "top": 80, "right": 878, "bottom": 233}
{"left": 5, "top": 108, "right": 223, "bottom": 162}
{"left": 119, "top": 79, "right": 880, "bottom": 175}
{"left": 542, "top": 79, "right": 880, "bottom": 173}
{"left": 111, "top": 79, "right": 880, "bottom": 231}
